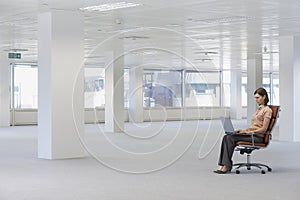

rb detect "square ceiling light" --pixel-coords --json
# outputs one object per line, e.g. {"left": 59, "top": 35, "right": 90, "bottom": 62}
{"left": 80, "top": 2, "right": 141, "bottom": 12}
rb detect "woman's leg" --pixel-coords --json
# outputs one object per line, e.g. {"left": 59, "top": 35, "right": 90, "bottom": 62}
{"left": 218, "top": 134, "right": 264, "bottom": 169}
{"left": 218, "top": 135, "right": 235, "bottom": 169}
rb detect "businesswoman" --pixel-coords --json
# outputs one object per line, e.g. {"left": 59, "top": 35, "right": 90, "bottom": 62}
{"left": 214, "top": 87, "right": 272, "bottom": 174}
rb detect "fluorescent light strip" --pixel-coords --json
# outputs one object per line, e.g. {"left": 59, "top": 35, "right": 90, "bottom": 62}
{"left": 80, "top": 2, "right": 141, "bottom": 12}
{"left": 196, "top": 16, "right": 252, "bottom": 24}
{"left": 130, "top": 50, "right": 158, "bottom": 55}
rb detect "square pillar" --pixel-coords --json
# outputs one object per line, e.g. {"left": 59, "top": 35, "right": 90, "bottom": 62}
{"left": 0, "top": 54, "right": 10, "bottom": 126}
{"left": 128, "top": 66, "right": 144, "bottom": 123}
{"left": 279, "top": 36, "right": 300, "bottom": 142}
{"left": 105, "top": 46, "right": 125, "bottom": 133}
{"left": 247, "top": 54, "right": 262, "bottom": 124}
{"left": 38, "top": 11, "right": 84, "bottom": 159}
{"left": 230, "top": 69, "right": 243, "bottom": 119}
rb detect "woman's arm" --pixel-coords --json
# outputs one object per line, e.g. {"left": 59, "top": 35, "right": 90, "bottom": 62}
{"left": 235, "top": 107, "right": 273, "bottom": 134}
{"left": 248, "top": 117, "right": 271, "bottom": 134}
{"left": 236, "top": 117, "right": 271, "bottom": 134}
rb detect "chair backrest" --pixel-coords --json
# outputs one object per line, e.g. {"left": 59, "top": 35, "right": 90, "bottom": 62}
{"left": 263, "top": 105, "right": 280, "bottom": 145}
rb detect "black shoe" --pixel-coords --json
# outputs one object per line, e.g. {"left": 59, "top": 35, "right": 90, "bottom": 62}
{"left": 213, "top": 170, "right": 220, "bottom": 173}
{"left": 213, "top": 169, "right": 231, "bottom": 174}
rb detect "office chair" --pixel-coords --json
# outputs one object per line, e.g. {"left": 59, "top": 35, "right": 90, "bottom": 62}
{"left": 233, "top": 105, "right": 280, "bottom": 174}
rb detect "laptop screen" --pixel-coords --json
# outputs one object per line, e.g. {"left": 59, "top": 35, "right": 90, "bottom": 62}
{"left": 220, "top": 117, "right": 235, "bottom": 133}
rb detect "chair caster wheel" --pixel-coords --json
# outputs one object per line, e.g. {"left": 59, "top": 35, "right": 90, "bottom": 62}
{"left": 268, "top": 168, "right": 272, "bottom": 172}
{"left": 261, "top": 170, "right": 266, "bottom": 174}
{"left": 247, "top": 167, "right": 251, "bottom": 170}
{"left": 236, "top": 170, "right": 240, "bottom": 174}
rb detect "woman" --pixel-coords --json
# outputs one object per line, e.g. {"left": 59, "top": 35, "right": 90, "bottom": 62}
{"left": 214, "top": 87, "right": 272, "bottom": 174}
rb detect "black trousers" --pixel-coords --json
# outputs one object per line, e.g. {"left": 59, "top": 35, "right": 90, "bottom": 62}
{"left": 218, "top": 134, "right": 264, "bottom": 169}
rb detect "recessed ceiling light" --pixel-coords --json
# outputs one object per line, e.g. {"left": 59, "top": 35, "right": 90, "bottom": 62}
{"left": 165, "top": 24, "right": 180, "bottom": 27}
{"left": 84, "top": 55, "right": 104, "bottom": 59}
{"left": 194, "top": 58, "right": 213, "bottom": 62}
{"left": 80, "top": 2, "right": 141, "bottom": 12}
{"left": 106, "top": 27, "right": 144, "bottom": 33}
{"left": 194, "top": 16, "right": 252, "bottom": 24}
{"left": 130, "top": 50, "right": 158, "bottom": 55}
{"left": 120, "top": 36, "right": 150, "bottom": 40}
{"left": 254, "top": 51, "right": 279, "bottom": 55}
{"left": 4, "top": 48, "right": 29, "bottom": 52}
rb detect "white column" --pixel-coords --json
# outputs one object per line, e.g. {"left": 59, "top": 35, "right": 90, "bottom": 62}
{"left": 247, "top": 54, "right": 262, "bottom": 124}
{"left": 230, "top": 69, "right": 242, "bottom": 119}
{"left": 0, "top": 54, "right": 10, "bottom": 126}
{"left": 38, "top": 11, "right": 84, "bottom": 159}
{"left": 279, "top": 36, "right": 300, "bottom": 142}
{"left": 105, "top": 44, "right": 124, "bottom": 133}
{"left": 128, "top": 65, "right": 143, "bottom": 123}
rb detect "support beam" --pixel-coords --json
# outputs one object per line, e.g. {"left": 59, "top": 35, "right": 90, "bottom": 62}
{"left": 128, "top": 65, "right": 143, "bottom": 123}
{"left": 279, "top": 35, "right": 300, "bottom": 142}
{"left": 38, "top": 11, "right": 85, "bottom": 159}
{"left": 105, "top": 43, "right": 125, "bottom": 133}
{"left": 0, "top": 54, "right": 10, "bottom": 126}
{"left": 230, "top": 69, "right": 242, "bottom": 119}
{"left": 247, "top": 55, "right": 262, "bottom": 125}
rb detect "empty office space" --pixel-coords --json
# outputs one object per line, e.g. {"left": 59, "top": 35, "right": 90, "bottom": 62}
{"left": 0, "top": 1, "right": 300, "bottom": 200}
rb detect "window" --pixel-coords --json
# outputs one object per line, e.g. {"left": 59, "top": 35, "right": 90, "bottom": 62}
{"left": 271, "top": 73, "right": 279, "bottom": 105}
{"left": 222, "top": 71, "right": 231, "bottom": 107}
{"left": 241, "top": 72, "right": 279, "bottom": 106}
{"left": 242, "top": 74, "right": 247, "bottom": 107}
{"left": 185, "top": 71, "right": 220, "bottom": 107}
{"left": 263, "top": 72, "right": 279, "bottom": 105}
{"left": 84, "top": 68, "right": 105, "bottom": 108}
{"left": 124, "top": 68, "right": 129, "bottom": 108}
{"left": 84, "top": 67, "right": 129, "bottom": 108}
{"left": 143, "top": 70, "right": 182, "bottom": 107}
{"left": 13, "top": 64, "right": 38, "bottom": 109}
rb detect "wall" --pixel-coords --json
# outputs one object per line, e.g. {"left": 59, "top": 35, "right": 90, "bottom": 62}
{"left": 11, "top": 107, "right": 239, "bottom": 125}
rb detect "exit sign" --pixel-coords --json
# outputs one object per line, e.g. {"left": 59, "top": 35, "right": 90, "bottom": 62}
{"left": 8, "top": 52, "right": 21, "bottom": 59}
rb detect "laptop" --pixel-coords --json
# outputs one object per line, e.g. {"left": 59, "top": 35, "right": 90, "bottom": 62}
{"left": 220, "top": 117, "right": 236, "bottom": 135}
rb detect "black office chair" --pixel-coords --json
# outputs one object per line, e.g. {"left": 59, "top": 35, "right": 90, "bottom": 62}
{"left": 233, "top": 105, "right": 280, "bottom": 174}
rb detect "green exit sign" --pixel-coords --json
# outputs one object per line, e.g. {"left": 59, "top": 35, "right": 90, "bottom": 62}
{"left": 8, "top": 52, "right": 21, "bottom": 59}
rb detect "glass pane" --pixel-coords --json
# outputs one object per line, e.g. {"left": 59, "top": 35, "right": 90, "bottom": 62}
{"left": 124, "top": 68, "right": 129, "bottom": 108}
{"left": 242, "top": 74, "right": 247, "bottom": 107}
{"left": 223, "top": 71, "right": 230, "bottom": 107}
{"left": 185, "top": 71, "right": 220, "bottom": 107}
{"left": 84, "top": 68, "right": 105, "bottom": 108}
{"left": 14, "top": 64, "right": 38, "bottom": 109}
{"left": 263, "top": 74, "right": 271, "bottom": 99}
{"left": 272, "top": 73, "right": 280, "bottom": 105}
{"left": 143, "top": 70, "right": 182, "bottom": 107}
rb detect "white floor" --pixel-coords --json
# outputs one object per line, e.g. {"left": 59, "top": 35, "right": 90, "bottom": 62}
{"left": 0, "top": 120, "right": 299, "bottom": 200}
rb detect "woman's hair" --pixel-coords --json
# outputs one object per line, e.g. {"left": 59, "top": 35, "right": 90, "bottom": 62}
{"left": 254, "top": 87, "right": 269, "bottom": 105}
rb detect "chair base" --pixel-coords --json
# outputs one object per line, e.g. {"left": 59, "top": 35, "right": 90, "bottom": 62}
{"left": 233, "top": 162, "right": 272, "bottom": 174}
{"left": 234, "top": 146, "right": 272, "bottom": 174}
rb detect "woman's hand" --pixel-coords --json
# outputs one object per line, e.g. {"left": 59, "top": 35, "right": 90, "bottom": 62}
{"left": 235, "top": 129, "right": 250, "bottom": 134}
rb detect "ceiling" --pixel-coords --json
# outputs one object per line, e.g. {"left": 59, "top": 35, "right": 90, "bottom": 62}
{"left": 1, "top": 0, "right": 300, "bottom": 72}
